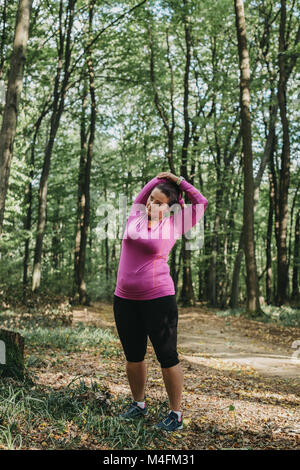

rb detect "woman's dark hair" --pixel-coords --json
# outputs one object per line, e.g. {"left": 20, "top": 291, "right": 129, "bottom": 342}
{"left": 155, "top": 182, "right": 181, "bottom": 208}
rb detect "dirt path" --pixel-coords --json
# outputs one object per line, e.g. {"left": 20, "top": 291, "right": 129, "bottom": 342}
{"left": 73, "top": 301, "right": 300, "bottom": 383}
{"left": 31, "top": 300, "right": 300, "bottom": 449}
{"left": 177, "top": 305, "right": 300, "bottom": 382}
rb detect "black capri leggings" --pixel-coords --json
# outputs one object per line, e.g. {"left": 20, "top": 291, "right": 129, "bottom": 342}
{"left": 113, "top": 294, "right": 180, "bottom": 369}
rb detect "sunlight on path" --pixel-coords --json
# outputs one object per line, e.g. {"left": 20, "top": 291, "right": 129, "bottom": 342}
{"left": 72, "top": 302, "right": 300, "bottom": 383}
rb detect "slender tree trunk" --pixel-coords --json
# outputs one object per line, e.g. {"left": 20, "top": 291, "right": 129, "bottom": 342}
{"left": 227, "top": 161, "right": 242, "bottom": 307}
{"left": 179, "top": 2, "right": 195, "bottom": 307}
{"left": 288, "top": 181, "right": 299, "bottom": 271}
{"left": 0, "top": 0, "right": 33, "bottom": 236}
{"left": 204, "top": 35, "right": 237, "bottom": 308}
{"left": 103, "top": 180, "right": 109, "bottom": 283}
{"left": 276, "top": 0, "right": 290, "bottom": 305}
{"left": 170, "top": 245, "right": 178, "bottom": 292}
{"left": 180, "top": 240, "right": 194, "bottom": 305}
{"left": 230, "top": 4, "right": 282, "bottom": 310}
{"left": 230, "top": 230, "right": 244, "bottom": 308}
{"left": 74, "top": 0, "right": 96, "bottom": 305}
{"left": 147, "top": 21, "right": 175, "bottom": 172}
{"left": 266, "top": 161, "right": 275, "bottom": 305}
{"left": 23, "top": 102, "right": 50, "bottom": 297}
{"left": 291, "top": 209, "right": 299, "bottom": 301}
{"left": 230, "top": 87, "right": 277, "bottom": 306}
{"left": 0, "top": 0, "right": 7, "bottom": 83}
{"left": 268, "top": 10, "right": 300, "bottom": 306}
{"left": 32, "top": 0, "right": 76, "bottom": 291}
{"left": 208, "top": 185, "right": 222, "bottom": 307}
{"left": 74, "top": 78, "right": 88, "bottom": 302}
{"left": 51, "top": 197, "right": 61, "bottom": 272}
{"left": 234, "top": 0, "right": 264, "bottom": 317}
{"left": 23, "top": 128, "right": 36, "bottom": 291}
{"left": 166, "top": 27, "right": 175, "bottom": 167}
{"left": 174, "top": 246, "right": 182, "bottom": 296}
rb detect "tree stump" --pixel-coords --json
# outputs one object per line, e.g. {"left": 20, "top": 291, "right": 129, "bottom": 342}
{"left": 0, "top": 329, "right": 24, "bottom": 380}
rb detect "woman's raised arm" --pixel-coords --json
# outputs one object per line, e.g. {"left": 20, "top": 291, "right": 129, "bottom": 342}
{"left": 129, "top": 176, "right": 170, "bottom": 217}
{"left": 172, "top": 178, "right": 208, "bottom": 236}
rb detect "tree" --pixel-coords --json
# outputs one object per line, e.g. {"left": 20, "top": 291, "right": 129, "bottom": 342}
{"left": 0, "top": 0, "right": 33, "bottom": 236}
{"left": 73, "top": 0, "right": 97, "bottom": 305}
{"left": 234, "top": 0, "right": 264, "bottom": 317}
{"left": 32, "top": 0, "right": 77, "bottom": 292}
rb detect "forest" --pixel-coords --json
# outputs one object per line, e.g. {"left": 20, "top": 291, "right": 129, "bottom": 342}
{"left": 0, "top": 0, "right": 299, "bottom": 452}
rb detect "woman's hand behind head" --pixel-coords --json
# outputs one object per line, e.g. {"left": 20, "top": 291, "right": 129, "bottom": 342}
{"left": 156, "top": 172, "right": 179, "bottom": 184}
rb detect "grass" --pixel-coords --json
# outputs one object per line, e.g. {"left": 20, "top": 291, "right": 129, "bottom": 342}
{"left": 0, "top": 376, "right": 173, "bottom": 450}
{"left": 3, "top": 297, "right": 298, "bottom": 450}
{"left": 214, "top": 305, "right": 300, "bottom": 327}
{"left": 20, "top": 323, "right": 122, "bottom": 356}
{"left": 0, "top": 308, "right": 177, "bottom": 450}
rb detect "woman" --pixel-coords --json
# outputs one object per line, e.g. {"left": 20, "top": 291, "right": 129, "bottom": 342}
{"left": 113, "top": 171, "right": 208, "bottom": 432}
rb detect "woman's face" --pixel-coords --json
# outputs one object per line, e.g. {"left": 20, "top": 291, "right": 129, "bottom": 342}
{"left": 146, "top": 188, "right": 170, "bottom": 220}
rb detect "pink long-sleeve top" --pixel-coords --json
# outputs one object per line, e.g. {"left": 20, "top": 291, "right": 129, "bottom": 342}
{"left": 114, "top": 176, "right": 208, "bottom": 300}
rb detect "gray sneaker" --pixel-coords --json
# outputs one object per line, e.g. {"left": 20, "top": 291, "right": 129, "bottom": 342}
{"left": 119, "top": 401, "right": 148, "bottom": 420}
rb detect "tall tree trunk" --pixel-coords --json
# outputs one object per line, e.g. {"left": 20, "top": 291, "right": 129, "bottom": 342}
{"left": 266, "top": 159, "right": 275, "bottom": 305}
{"left": 230, "top": 230, "right": 244, "bottom": 308}
{"left": 170, "top": 245, "right": 178, "bottom": 292}
{"left": 288, "top": 181, "right": 299, "bottom": 270}
{"left": 230, "top": 85, "right": 278, "bottom": 306}
{"left": 291, "top": 209, "right": 299, "bottom": 302}
{"left": 104, "top": 182, "right": 110, "bottom": 283}
{"left": 268, "top": 6, "right": 300, "bottom": 306}
{"left": 204, "top": 35, "right": 239, "bottom": 308}
{"left": 51, "top": 196, "right": 61, "bottom": 272}
{"left": 276, "top": 0, "right": 290, "bottom": 305}
{"left": 147, "top": 21, "right": 175, "bottom": 172}
{"left": 179, "top": 1, "right": 195, "bottom": 307}
{"left": 226, "top": 160, "right": 242, "bottom": 307}
{"left": 234, "top": 0, "right": 264, "bottom": 317}
{"left": 230, "top": 0, "right": 283, "bottom": 309}
{"left": 23, "top": 102, "right": 51, "bottom": 297}
{"left": 0, "top": 0, "right": 33, "bottom": 236}
{"left": 32, "top": 0, "right": 76, "bottom": 291}
{"left": 74, "top": 78, "right": 88, "bottom": 302}
{"left": 208, "top": 184, "right": 221, "bottom": 307}
{"left": 148, "top": 17, "right": 178, "bottom": 287}
{"left": 74, "top": 0, "right": 96, "bottom": 305}
{"left": 0, "top": 0, "right": 7, "bottom": 82}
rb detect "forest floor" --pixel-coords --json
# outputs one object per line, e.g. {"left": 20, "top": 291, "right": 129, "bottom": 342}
{"left": 34, "top": 300, "right": 300, "bottom": 450}
{"left": 1, "top": 299, "right": 300, "bottom": 450}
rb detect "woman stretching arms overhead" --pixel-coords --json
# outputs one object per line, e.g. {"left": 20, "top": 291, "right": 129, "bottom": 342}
{"left": 113, "top": 171, "right": 208, "bottom": 432}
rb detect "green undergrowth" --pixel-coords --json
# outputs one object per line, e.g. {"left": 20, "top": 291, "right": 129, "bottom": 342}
{"left": 0, "top": 376, "right": 173, "bottom": 450}
{"left": 214, "top": 305, "right": 300, "bottom": 327}
{"left": 20, "top": 324, "right": 122, "bottom": 356}
{"left": 0, "top": 307, "right": 180, "bottom": 450}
